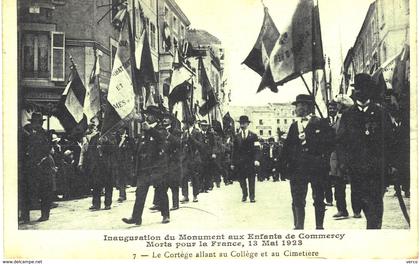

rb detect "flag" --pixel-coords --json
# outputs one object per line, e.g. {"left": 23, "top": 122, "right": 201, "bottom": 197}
{"left": 168, "top": 58, "right": 193, "bottom": 111}
{"left": 168, "top": 81, "right": 192, "bottom": 112}
{"left": 57, "top": 65, "right": 87, "bottom": 133}
{"left": 162, "top": 21, "right": 172, "bottom": 52}
{"left": 199, "top": 90, "right": 217, "bottom": 116}
{"left": 101, "top": 19, "right": 135, "bottom": 136}
{"left": 131, "top": 0, "right": 156, "bottom": 92}
{"left": 198, "top": 57, "right": 218, "bottom": 116}
{"left": 243, "top": 7, "right": 280, "bottom": 76}
{"left": 392, "top": 44, "right": 410, "bottom": 98}
{"left": 84, "top": 51, "right": 101, "bottom": 122}
{"left": 390, "top": 44, "right": 410, "bottom": 112}
{"left": 258, "top": 0, "right": 324, "bottom": 93}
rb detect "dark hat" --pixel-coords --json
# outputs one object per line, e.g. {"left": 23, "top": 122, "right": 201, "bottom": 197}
{"left": 28, "top": 112, "right": 46, "bottom": 122}
{"left": 292, "top": 94, "right": 314, "bottom": 106}
{"left": 238, "top": 115, "right": 251, "bottom": 123}
{"left": 351, "top": 73, "right": 375, "bottom": 91}
{"left": 268, "top": 137, "right": 275, "bottom": 142}
{"left": 144, "top": 105, "right": 164, "bottom": 119}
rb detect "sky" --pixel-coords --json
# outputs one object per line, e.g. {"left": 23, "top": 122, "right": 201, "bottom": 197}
{"left": 176, "top": 0, "right": 373, "bottom": 106}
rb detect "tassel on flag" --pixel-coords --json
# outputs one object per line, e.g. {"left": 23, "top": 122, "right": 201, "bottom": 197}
{"left": 258, "top": 0, "right": 325, "bottom": 93}
{"left": 242, "top": 7, "right": 280, "bottom": 77}
{"left": 57, "top": 64, "right": 87, "bottom": 133}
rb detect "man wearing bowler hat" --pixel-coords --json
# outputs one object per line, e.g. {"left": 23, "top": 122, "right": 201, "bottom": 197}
{"left": 337, "top": 73, "right": 394, "bottom": 229}
{"left": 280, "top": 95, "right": 334, "bottom": 229}
{"left": 231, "top": 115, "right": 261, "bottom": 203}
{"left": 20, "top": 112, "right": 51, "bottom": 223}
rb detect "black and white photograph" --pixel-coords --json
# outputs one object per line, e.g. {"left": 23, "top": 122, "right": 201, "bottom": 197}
{"left": 2, "top": 0, "right": 418, "bottom": 261}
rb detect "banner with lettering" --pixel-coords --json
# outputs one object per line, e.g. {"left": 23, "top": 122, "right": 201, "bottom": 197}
{"left": 101, "top": 21, "right": 135, "bottom": 137}
{"left": 258, "top": 0, "right": 324, "bottom": 92}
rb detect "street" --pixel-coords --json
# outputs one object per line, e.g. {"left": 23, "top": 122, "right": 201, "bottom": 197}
{"left": 19, "top": 180, "right": 410, "bottom": 230}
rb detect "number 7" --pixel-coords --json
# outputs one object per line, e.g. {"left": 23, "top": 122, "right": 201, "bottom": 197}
{"left": 133, "top": 253, "right": 137, "bottom": 259}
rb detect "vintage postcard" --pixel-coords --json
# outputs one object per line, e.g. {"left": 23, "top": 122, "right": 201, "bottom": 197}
{"left": 2, "top": 0, "right": 418, "bottom": 262}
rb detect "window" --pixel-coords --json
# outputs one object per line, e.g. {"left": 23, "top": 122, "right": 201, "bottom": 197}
{"left": 51, "top": 32, "right": 65, "bottom": 81}
{"left": 284, "top": 119, "right": 287, "bottom": 124}
{"left": 150, "top": 23, "right": 156, "bottom": 50}
{"left": 277, "top": 119, "right": 280, "bottom": 124}
{"left": 23, "top": 31, "right": 50, "bottom": 78}
{"left": 180, "top": 25, "right": 185, "bottom": 38}
{"left": 173, "top": 16, "right": 178, "bottom": 33}
{"left": 292, "top": 119, "right": 295, "bottom": 122}
{"left": 164, "top": 6, "right": 170, "bottom": 21}
{"left": 382, "top": 42, "right": 387, "bottom": 62}
{"left": 173, "top": 37, "right": 178, "bottom": 53}
{"left": 371, "top": 20, "right": 375, "bottom": 44}
{"left": 268, "top": 130, "right": 272, "bottom": 136}
{"left": 292, "top": 110, "right": 295, "bottom": 115}
{"left": 259, "top": 130, "right": 263, "bottom": 136}
{"left": 259, "top": 119, "right": 263, "bottom": 125}
{"left": 145, "top": 17, "right": 150, "bottom": 31}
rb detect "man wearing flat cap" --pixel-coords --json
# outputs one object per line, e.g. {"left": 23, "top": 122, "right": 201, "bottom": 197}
{"left": 329, "top": 94, "right": 354, "bottom": 219}
{"left": 20, "top": 112, "right": 51, "bottom": 223}
{"left": 280, "top": 95, "right": 334, "bottom": 229}
{"left": 337, "top": 73, "right": 394, "bottom": 229}
{"left": 231, "top": 115, "right": 261, "bottom": 203}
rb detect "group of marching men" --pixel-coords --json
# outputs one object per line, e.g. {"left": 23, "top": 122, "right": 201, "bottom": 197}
{"left": 19, "top": 103, "right": 237, "bottom": 224}
{"left": 19, "top": 73, "right": 409, "bottom": 229}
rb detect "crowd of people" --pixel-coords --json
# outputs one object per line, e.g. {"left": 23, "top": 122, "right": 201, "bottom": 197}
{"left": 19, "top": 74, "right": 410, "bottom": 230}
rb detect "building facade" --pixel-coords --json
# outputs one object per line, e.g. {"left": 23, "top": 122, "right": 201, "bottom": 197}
{"left": 186, "top": 29, "right": 227, "bottom": 124}
{"left": 341, "top": 0, "right": 409, "bottom": 94}
{"left": 157, "top": 0, "right": 193, "bottom": 108}
{"left": 18, "top": 0, "right": 227, "bottom": 132}
{"left": 18, "top": 0, "right": 123, "bottom": 131}
{"left": 229, "top": 103, "right": 296, "bottom": 140}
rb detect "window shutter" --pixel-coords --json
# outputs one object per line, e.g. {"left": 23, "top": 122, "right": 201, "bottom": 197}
{"left": 50, "top": 31, "right": 65, "bottom": 81}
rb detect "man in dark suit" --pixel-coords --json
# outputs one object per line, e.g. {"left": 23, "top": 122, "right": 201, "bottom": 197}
{"left": 280, "top": 95, "right": 334, "bottom": 230}
{"left": 84, "top": 126, "right": 114, "bottom": 211}
{"left": 122, "top": 106, "right": 177, "bottom": 226}
{"left": 267, "top": 137, "right": 281, "bottom": 181}
{"left": 231, "top": 115, "right": 261, "bottom": 203}
{"left": 20, "top": 112, "right": 51, "bottom": 223}
{"left": 337, "top": 73, "right": 394, "bottom": 229}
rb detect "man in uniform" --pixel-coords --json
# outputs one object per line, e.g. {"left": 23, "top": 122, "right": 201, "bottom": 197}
{"left": 20, "top": 112, "right": 51, "bottom": 223}
{"left": 337, "top": 73, "right": 394, "bottom": 229}
{"left": 280, "top": 95, "right": 334, "bottom": 230}
{"left": 122, "top": 106, "right": 175, "bottom": 225}
{"left": 231, "top": 115, "right": 261, "bottom": 203}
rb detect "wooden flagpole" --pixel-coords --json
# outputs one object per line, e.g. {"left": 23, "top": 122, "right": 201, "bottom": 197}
{"left": 300, "top": 74, "right": 324, "bottom": 118}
